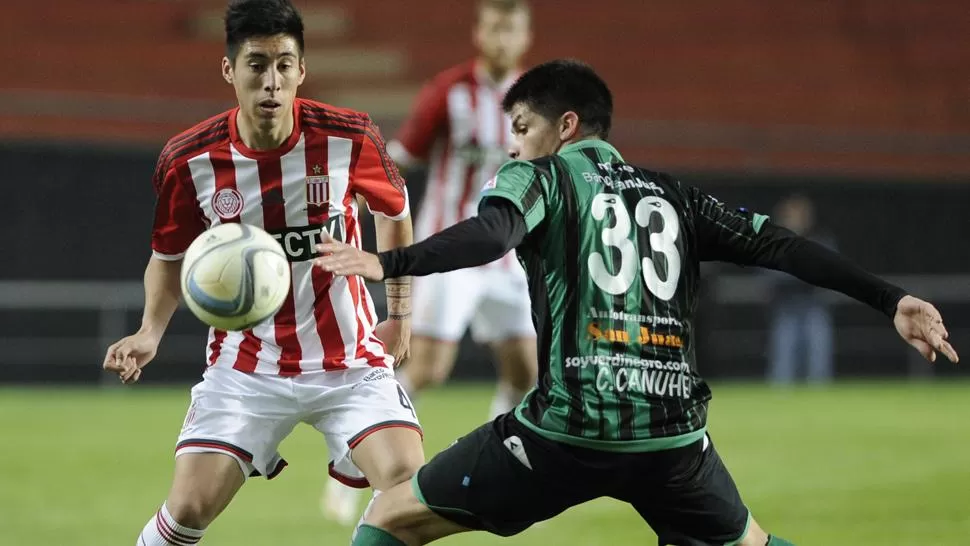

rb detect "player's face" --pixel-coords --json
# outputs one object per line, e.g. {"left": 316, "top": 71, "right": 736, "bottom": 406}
{"left": 507, "top": 103, "right": 581, "bottom": 161}
{"left": 474, "top": 7, "right": 531, "bottom": 72}
{"left": 222, "top": 34, "right": 306, "bottom": 131}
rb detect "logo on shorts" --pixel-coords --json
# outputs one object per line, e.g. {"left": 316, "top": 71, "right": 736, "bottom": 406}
{"left": 212, "top": 188, "right": 243, "bottom": 219}
{"left": 503, "top": 435, "right": 532, "bottom": 470}
{"left": 182, "top": 401, "right": 198, "bottom": 429}
{"left": 352, "top": 368, "right": 391, "bottom": 389}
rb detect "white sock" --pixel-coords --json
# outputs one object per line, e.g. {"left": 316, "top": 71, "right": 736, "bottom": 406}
{"left": 489, "top": 382, "right": 525, "bottom": 420}
{"left": 351, "top": 490, "right": 382, "bottom": 543}
{"left": 136, "top": 503, "right": 205, "bottom": 545}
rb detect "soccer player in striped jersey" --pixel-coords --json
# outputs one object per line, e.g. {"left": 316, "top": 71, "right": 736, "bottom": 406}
{"left": 322, "top": 0, "right": 538, "bottom": 525}
{"left": 100, "top": 1, "right": 425, "bottom": 544}
{"left": 316, "top": 60, "right": 960, "bottom": 546}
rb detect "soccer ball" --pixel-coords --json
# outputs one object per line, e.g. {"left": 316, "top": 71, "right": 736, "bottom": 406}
{"left": 180, "top": 223, "right": 291, "bottom": 331}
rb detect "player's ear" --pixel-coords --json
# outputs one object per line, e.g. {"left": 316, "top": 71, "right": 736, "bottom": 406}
{"left": 560, "top": 111, "right": 581, "bottom": 141}
{"left": 222, "top": 57, "right": 234, "bottom": 85}
{"left": 297, "top": 57, "right": 306, "bottom": 85}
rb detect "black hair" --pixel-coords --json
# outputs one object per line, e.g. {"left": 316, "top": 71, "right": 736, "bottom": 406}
{"left": 502, "top": 59, "right": 613, "bottom": 139}
{"left": 225, "top": 0, "right": 305, "bottom": 62}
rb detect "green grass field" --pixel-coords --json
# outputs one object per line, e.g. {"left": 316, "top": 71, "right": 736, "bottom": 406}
{"left": 2, "top": 382, "right": 968, "bottom": 545}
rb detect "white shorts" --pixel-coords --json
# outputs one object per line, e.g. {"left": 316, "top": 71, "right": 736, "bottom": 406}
{"left": 175, "top": 365, "right": 420, "bottom": 488}
{"left": 412, "top": 266, "right": 535, "bottom": 343}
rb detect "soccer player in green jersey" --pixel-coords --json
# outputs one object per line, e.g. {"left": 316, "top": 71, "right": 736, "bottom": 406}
{"left": 314, "top": 60, "right": 959, "bottom": 546}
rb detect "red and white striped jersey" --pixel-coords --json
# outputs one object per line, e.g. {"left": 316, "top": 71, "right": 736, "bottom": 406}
{"left": 151, "top": 98, "right": 409, "bottom": 375}
{"left": 389, "top": 60, "right": 520, "bottom": 270}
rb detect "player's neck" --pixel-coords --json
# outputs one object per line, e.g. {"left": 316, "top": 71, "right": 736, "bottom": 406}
{"left": 235, "top": 109, "right": 295, "bottom": 151}
{"left": 476, "top": 59, "right": 516, "bottom": 87}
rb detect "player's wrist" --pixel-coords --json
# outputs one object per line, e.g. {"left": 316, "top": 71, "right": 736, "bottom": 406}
{"left": 135, "top": 324, "right": 165, "bottom": 345}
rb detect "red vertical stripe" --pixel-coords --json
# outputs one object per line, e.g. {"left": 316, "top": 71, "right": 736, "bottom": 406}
{"left": 209, "top": 145, "right": 260, "bottom": 373}
{"left": 257, "top": 157, "right": 302, "bottom": 376}
{"left": 303, "top": 133, "right": 347, "bottom": 371}
{"left": 345, "top": 143, "right": 384, "bottom": 366}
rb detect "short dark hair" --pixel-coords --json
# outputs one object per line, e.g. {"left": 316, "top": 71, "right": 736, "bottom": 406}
{"left": 225, "top": 0, "right": 305, "bottom": 62}
{"left": 502, "top": 59, "right": 613, "bottom": 139}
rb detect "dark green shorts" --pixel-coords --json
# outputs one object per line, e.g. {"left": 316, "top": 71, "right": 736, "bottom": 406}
{"left": 413, "top": 413, "right": 750, "bottom": 545}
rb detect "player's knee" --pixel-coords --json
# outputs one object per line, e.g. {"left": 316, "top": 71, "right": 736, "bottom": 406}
{"left": 373, "top": 458, "right": 422, "bottom": 491}
{"left": 165, "top": 494, "right": 220, "bottom": 530}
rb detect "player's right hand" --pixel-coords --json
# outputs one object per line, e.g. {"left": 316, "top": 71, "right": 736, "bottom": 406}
{"left": 893, "top": 295, "right": 959, "bottom": 364}
{"left": 102, "top": 331, "right": 160, "bottom": 384}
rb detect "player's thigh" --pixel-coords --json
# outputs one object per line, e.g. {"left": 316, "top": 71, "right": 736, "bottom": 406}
{"left": 621, "top": 435, "right": 750, "bottom": 546}
{"left": 307, "top": 368, "right": 423, "bottom": 491}
{"left": 176, "top": 367, "right": 301, "bottom": 481}
{"left": 166, "top": 452, "right": 246, "bottom": 528}
{"left": 414, "top": 413, "right": 595, "bottom": 537}
{"left": 412, "top": 270, "right": 486, "bottom": 343}
{"left": 404, "top": 335, "right": 460, "bottom": 389}
{"left": 489, "top": 336, "right": 538, "bottom": 389}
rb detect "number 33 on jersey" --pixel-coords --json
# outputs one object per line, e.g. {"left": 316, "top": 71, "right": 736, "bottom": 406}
{"left": 479, "top": 139, "right": 770, "bottom": 362}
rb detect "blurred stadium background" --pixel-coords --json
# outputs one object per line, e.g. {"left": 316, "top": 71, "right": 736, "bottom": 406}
{"left": 1, "top": 0, "right": 968, "bottom": 544}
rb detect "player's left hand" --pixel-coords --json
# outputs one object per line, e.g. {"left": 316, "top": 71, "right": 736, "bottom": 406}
{"left": 314, "top": 233, "right": 384, "bottom": 281}
{"left": 374, "top": 318, "right": 411, "bottom": 368}
{"left": 893, "top": 295, "right": 959, "bottom": 364}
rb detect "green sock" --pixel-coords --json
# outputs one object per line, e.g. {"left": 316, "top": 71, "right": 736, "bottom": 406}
{"left": 353, "top": 524, "right": 407, "bottom": 546}
{"left": 768, "top": 535, "right": 795, "bottom": 546}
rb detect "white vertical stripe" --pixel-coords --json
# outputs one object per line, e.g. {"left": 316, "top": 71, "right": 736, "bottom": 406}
{"left": 187, "top": 152, "right": 217, "bottom": 225}
{"left": 230, "top": 144, "right": 280, "bottom": 373}
{"left": 186, "top": 152, "right": 247, "bottom": 366}
{"left": 326, "top": 136, "right": 358, "bottom": 363}
{"left": 443, "top": 84, "right": 473, "bottom": 229}
{"left": 327, "top": 136, "right": 353, "bottom": 214}
{"left": 414, "top": 140, "right": 447, "bottom": 240}
{"left": 279, "top": 134, "right": 324, "bottom": 371}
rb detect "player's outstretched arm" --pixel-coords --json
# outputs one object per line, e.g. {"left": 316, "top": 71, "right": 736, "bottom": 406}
{"left": 688, "top": 185, "right": 958, "bottom": 364}
{"left": 102, "top": 256, "right": 182, "bottom": 383}
{"left": 315, "top": 198, "right": 527, "bottom": 281}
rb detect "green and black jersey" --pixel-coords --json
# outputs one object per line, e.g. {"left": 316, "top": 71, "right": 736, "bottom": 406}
{"left": 480, "top": 139, "right": 772, "bottom": 452}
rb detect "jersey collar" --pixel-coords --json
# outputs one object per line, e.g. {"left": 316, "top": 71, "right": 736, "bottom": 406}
{"left": 557, "top": 139, "right": 624, "bottom": 162}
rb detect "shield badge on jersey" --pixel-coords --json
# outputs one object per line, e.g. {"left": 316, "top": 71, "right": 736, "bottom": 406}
{"left": 306, "top": 174, "right": 330, "bottom": 206}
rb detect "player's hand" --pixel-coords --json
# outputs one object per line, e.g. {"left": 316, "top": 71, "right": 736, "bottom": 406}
{"left": 374, "top": 318, "right": 411, "bottom": 368}
{"left": 314, "top": 233, "right": 385, "bottom": 281}
{"left": 893, "top": 295, "right": 959, "bottom": 364}
{"left": 102, "top": 331, "right": 161, "bottom": 384}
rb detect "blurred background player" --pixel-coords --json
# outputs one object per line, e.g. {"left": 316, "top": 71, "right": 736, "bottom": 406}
{"left": 764, "top": 194, "right": 838, "bottom": 386}
{"left": 321, "top": 0, "right": 538, "bottom": 526}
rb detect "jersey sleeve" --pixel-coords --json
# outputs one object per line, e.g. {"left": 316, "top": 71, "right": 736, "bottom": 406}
{"left": 151, "top": 160, "right": 207, "bottom": 260}
{"left": 479, "top": 160, "right": 547, "bottom": 233}
{"left": 354, "top": 119, "right": 410, "bottom": 220}
{"left": 389, "top": 80, "right": 449, "bottom": 165}
{"left": 683, "top": 184, "right": 773, "bottom": 264}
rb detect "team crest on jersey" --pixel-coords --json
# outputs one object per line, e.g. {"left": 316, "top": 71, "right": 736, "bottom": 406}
{"left": 212, "top": 188, "right": 243, "bottom": 219}
{"left": 306, "top": 163, "right": 330, "bottom": 206}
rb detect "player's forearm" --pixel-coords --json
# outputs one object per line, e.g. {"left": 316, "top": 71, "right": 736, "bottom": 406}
{"left": 755, "top": 226, "right": 907, "bottom": 317}
{"left": 375, "top": 214, "right": 413, "bottom": 319}
{"left": 138, "top": 256, "right": 183, "bottom": 341}
{"left": 378, "top": 201, "right": 526, "bottom": 278}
